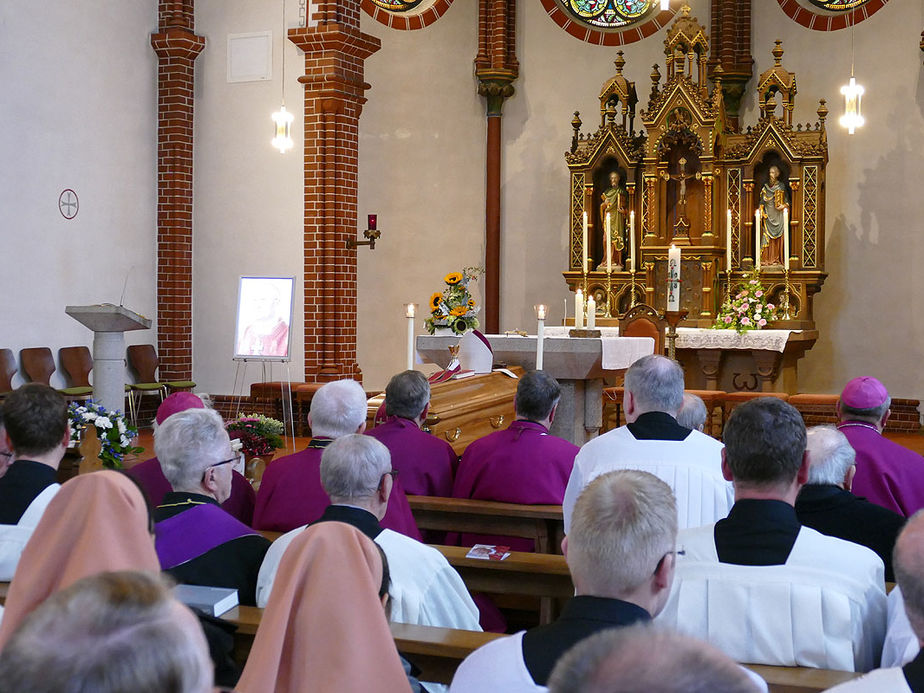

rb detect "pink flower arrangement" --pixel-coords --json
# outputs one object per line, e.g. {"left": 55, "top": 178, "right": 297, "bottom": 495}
{"left": 713, "top": 270, "right": 783, "bottom": 334}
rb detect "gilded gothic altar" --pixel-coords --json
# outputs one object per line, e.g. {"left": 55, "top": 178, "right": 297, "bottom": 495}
{"left": 561, "top": 6, "right": 829, "bottom": 393}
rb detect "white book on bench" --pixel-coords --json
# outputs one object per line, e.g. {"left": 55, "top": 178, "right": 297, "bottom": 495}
{"left": 174, "top": 584, "right": 239, "bottom": 617}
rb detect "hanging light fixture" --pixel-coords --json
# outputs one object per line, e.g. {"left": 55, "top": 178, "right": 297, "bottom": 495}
{"left": 271, "top": 0, "right": 294, "bottom": 153}
{"left": 839, "top": 11, "right": 864, "bottom": 135}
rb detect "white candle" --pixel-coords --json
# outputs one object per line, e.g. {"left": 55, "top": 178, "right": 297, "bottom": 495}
{"left": 605, "top": 213, "right": 612, "bottom": 273}
{"left": 667, "top": 244, "right": 681, "bottom": 312}
{"left": 536, "top": 304, "right": 546, "bottom": 370}
{"left": 575, "top": 289, "right": 584, "bottom": 329}
{"left": 582, "top": 212, "right": 588, "bottom": 274}
{"left": 405, "top": 303, "right": 416, "bottom": 371}
{"left": 586, "top": 296, "right": 596, "bottom": 329}
{"left": 726, "top": 209, "right": 732, "bottom": 272}
{"left": 629, "top": 211, "right": 636, "bottom": 272}
{"left": 783, "top": 207, "right": 790, "bottom": 270}
{"left": 754, "top": 208, "right": 761, "bottom": 272}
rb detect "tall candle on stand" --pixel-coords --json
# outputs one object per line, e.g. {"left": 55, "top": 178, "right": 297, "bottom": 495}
{"left": 575, "top": 289, "right": 584, "bottom": 329}
{"left": 586, "top": 296, "right": 596, "bottom": 329}
{"left": 535, "top": 304, "right": 546, "bottom": 370}
{"left": 582, "top": 212, "right": 588, "bottom": 275}
{"left": 783, "top": 207, "right": 790, "bottom": 270}
{"left": 726, "top": 209, "right": 732, "bottom": 272}
{"left": 667, "top": 244, "right": 681, "bottom": 312}
{"left": 754, "top": 208, "right": 762, "bottom": 272}
{"left": 405, "top": 303, "right": 416, "bottom": 371}
{"left": 629, "top": 211, "right": 636, "bottom": 272}
{"left": 605, "top": 213, "right": 612, "bottom": 273}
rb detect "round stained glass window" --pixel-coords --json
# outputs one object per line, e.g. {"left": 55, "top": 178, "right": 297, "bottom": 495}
{"left": 370, "top": 0, "right": 424, "bottom": 11}
{"left": 806, "top": 0, "right": 870, "bottom": 9}
{"left": 565, "top": 0, "right": 658, "bottom": 29}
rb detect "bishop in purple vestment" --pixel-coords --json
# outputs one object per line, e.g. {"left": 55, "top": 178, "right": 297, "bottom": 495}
{"left": 252, "top": 379, "right": 422, "bottom": 540}
{"left": 837, "top": 376, "right": 924, "bottom": 517}
{"left": 367, "top": 370, "right": 458, "bottom": 497}
{"left": 452, "top": 371, "right": 578, "bottom": 551}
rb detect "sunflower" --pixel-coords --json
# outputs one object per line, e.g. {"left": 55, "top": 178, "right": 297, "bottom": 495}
{"left": 444, "top": 272, "right": 463, "bottom": 285}
{"left": 467, "top": 299, "right": 475, "bottom": 307}
{"left": 450, "top": 306, "right": 467, "bottom": 317}
{"left": 452, "top": 317, "right": 469, "bottom": 333}
{"left": 429, "top": 292, "right": 443, "bottom": 311}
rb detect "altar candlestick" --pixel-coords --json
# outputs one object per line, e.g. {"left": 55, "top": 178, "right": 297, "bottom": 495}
{"left": 535, "top": 304, "right": 546, "bottom": 370}
{"left": 575, "top": 289, "right": 584, "bottom": 329}
{"left": 605, "top": 213, "right": 612, "bottom": 273}
{"left": 582, "top": 212, "right": 588, "bottom": 275}
{"left": 667, "top": 244, "right": 681, "bottom": 312}
{"left": 754, "top": 209, "right": 762, "bottom": 272}
{"left": 586, "top": 296, "right": 596, "bottom": 329}
{"left": 726, "top": 209, "right": 732, "bottom": 271}
{"left": 629, "top": 211, "right": 636, "bottom": 272}
{"left": 783, "top": 207, "right": 790, "bottom": 271}
{"left": 405, "top": 303, "right": 416, "bottom": 371}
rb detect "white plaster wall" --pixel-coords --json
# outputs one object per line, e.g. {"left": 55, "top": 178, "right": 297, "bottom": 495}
{"left": 193, "top": 0, "right": 304, "bottom": 395}
{"left": 750, "top": 2, "right": 924, "bottom": 399}
{"left": 0, "top": 1, "right": 158, "bottom": 391}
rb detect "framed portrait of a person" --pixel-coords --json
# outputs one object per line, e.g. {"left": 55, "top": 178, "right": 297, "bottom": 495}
{"left": 233, "top": 276, "right": 294, "bottom": 361}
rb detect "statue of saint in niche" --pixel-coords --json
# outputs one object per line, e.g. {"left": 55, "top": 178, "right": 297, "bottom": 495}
{"left": 759, "top": 165, "right": 789, "bottom": 267}
{"left": 599, "top": 170, "right": 627, "bottom": 268}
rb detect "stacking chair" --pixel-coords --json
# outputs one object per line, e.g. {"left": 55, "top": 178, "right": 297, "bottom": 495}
{"left": 57, "top": 346, "right": 95, "bottom": 401}
{"left": 126, "top": 345, "right": 196, "bottom": 425}
{"left": 0, "top": 349, "right": 16, "bottom": 401}
{"left": 19, "top": 348, "right": 56, "bottom": 386}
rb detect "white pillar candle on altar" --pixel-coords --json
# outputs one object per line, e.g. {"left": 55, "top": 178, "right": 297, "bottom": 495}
{"left": 783, "top": 207, "right": 790, "bottom": 271}
{"left": 586, "top": 296, "right": 596, "bottom": 329}
{"left": 535, "top": 304, "right": 546, "bottom": 370}
{"left": 582, "top": 212, "right": 588, "bottom": 275}
{"left": 405, "top": 303, "right": 416, "bottom": 371}
{"left": 629, "top": 211, "right": 636, "bottom": 272}
{"left": 726, "top": 209, "right": 733, "bottom": 272}
{"left": 667, "top": 244, "right": 681, "bottom": 312}
{"left": 605, "top": 213, "right": 612, "bottom": 273}
{"left": 575, "top": 289, "right": 584, "bottom": 329}
{"left": 754, "top": 208, "right": 762, "bottom": 272}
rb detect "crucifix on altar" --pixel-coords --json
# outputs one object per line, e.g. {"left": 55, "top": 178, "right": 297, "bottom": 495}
{"left": 660, "top": 156, "right": 701, "bottom": 243}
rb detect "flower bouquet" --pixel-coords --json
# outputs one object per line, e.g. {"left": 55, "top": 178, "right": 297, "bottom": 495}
{"left": 68, "top": 401, "right": 143, "bottom": 469}
{"left": 226, "top": 414, "right": 285, "bottom": 457}
{"left": 713, "top": 270, "right": 783, "bottom": 334}
{"left": 425, "top": 267, "right": 483, "bottom": 335}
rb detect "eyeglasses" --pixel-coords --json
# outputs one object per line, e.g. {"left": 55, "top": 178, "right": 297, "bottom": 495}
{"left": 201, "top": 456, "right": 237, "bottom": 482}
{"left": 379, "top": 469, "right": 399, "bottom": 486}
{"left": 0, "top": 451, "right": 12, "bottom": 459}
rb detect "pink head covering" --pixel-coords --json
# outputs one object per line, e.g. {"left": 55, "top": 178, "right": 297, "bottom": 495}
{"left": 840, "top": 376, "right": 889, "bottom": 409}
{"left": 0, "top": 470, "right": 160, "bottom": 648}
{"left": 155, "top": 392, "right": 205, "bottom": 425}
{"left": 236, "top": 522, "right": 410, "bottom": 693}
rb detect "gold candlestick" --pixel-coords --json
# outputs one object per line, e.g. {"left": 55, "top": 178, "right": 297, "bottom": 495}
{"left": 606, "top": 267, "right": 613, "bottom": 317}
{"left": 783, "top": 267, "right": 792, "bottom": 320}
{"left": 630, "top": 265, "right": 638, "bottom": 309}
{"left": 725, "top": 269, "right": 732, "bottom": 304}
{"left": 661, "top": 309, "right": 689, "bottom": 360}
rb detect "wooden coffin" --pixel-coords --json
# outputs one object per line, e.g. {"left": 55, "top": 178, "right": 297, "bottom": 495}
{"left": 366, "top": 366, "right": 523, "bottom": 456}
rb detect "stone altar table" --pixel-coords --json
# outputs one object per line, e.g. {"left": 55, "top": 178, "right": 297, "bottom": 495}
{"left": 417, "top": 333, "right": 654, "bottom": 446}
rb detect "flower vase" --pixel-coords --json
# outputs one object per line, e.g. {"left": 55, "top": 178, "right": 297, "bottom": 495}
{"left": 433, "top": 327, "right": 455, "bottom": 337}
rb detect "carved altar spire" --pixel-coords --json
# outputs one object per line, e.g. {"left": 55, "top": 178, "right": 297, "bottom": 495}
{"left": 599, "top": 50, "right": 638, "bottom": 132}
{"left": 757, "top": 40, "right": 797, "bottom": 127}
{"left": 663, "top": 3, "right": 709, "bottom": 88}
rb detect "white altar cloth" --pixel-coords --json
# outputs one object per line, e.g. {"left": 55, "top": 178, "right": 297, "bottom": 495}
{"left": 544, "top": 326, "right": 801, "bottom": 355}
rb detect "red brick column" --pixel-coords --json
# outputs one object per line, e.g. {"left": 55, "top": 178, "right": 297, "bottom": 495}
{"left": 708, "top": 0, "right": 752, "bottom": 132}
{"left": 151, "top": 1, "right": 204, "bottom": 380}
{"left": 289, "top": 1, "right": 380, "bottom": 383}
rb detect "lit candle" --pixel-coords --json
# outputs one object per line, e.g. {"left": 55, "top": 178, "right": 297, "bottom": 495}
{"left": 582, "top": 212, "right": 588, "bottom": 275}
{"left": 405, "top": 303, "right": 416, "bottom": 371}
{"left": 726, "top": 209, "right": 732, "bottom": 272}
{"left": 667, "top": 244, "right": 681, "bottom": 312}
{"left": 605, "top": 213, "right": 612, "bottom": 273}
{"left": 783, "top": 207, "right": 790, "bottom": 271}
{"left": 586, "top": 296, "right": 596, "bottom": 329}
{"left": 755, "top": 208, "right": 762, "bottom": 272}
{"left": 629, "top": 211, "right": 636, "bottom": 273}
{"left": 575, "top": 289, "right": 584, "bottom": 329}
{"left": 535, "top": 304, "right": 546, "bottom": 370}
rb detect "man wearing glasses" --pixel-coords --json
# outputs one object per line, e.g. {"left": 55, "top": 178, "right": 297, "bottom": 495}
{"left": 153, "top": 408, "right": 270, "bottom": 606}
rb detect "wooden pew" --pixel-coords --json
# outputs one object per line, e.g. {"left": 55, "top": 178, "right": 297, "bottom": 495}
{"left": 408, "top": 495, "right": 564, "bottom": 554}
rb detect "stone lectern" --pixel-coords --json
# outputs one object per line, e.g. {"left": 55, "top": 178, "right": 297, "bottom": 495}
{"left": 65, "top": 304, "right": 152, "bottom": 413}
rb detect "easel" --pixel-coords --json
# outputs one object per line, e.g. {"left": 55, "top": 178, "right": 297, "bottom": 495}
{"left": 231, "top": 358, "right": 296, "bottom": 454}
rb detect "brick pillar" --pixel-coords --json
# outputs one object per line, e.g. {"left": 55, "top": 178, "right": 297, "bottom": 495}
{"left": 708, "top": 0, "right": 753, "bottom": 132}
{"left": 289, "top": 1, "right": 380, "bottom": 383}
{"left": 475, "top": 0, "right": 518, "bottom": 334}
{"left": 151, "top": 0, "right": 204, "bottom": 380}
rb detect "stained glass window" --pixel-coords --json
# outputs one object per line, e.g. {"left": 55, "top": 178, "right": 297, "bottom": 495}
{"left": 565, "top": 0, "right": 657, "bottom": 28}
{"left": 807, "top": 0, "right": 869, "bottom": 10}
{"left": 371, "top": 0, "right": 424, "bottom": 11}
